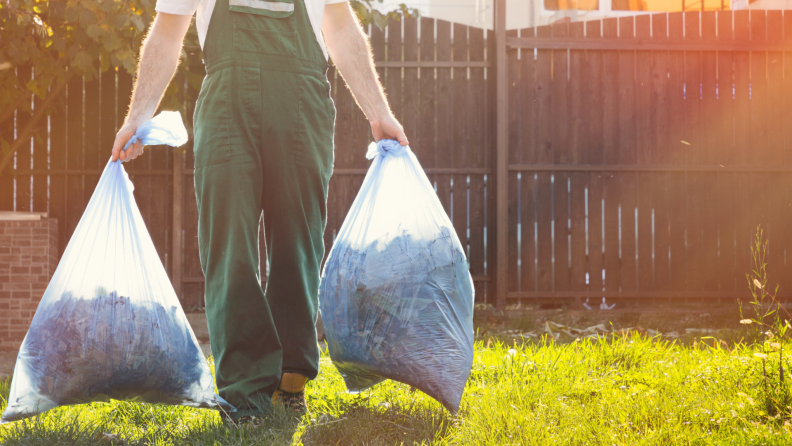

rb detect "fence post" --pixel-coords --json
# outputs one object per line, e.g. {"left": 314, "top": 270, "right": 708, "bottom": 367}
{"left": 172, "top": 148, "right": 183, "bottom": 300}
{"left": 495, "top": 0, "right": 508, "bottom": 308}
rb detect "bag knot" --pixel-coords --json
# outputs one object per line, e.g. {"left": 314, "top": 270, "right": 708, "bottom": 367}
{"left": 366, "top": 139, "right": 408, "bottom": 160}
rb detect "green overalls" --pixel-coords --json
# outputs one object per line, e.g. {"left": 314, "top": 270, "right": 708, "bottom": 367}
{"left": 192, "top": 0, "right": 335, "bottom": 419}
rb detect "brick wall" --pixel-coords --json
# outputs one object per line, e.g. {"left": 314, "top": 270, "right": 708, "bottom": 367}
{"left": 0, "top": 219, "right": 58, "bottom": 351}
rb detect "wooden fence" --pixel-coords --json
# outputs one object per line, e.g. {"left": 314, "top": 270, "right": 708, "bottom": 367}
{"left": 4, "top": 9, "right": 792, "bottom": 307}
{"left": 503, "top": 9, "right": 792, "bottom": 304}
{"left": 1, "top": 17, "right": 497, "bottom": 309}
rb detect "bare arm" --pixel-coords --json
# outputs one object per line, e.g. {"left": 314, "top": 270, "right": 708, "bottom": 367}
{"left": 322, "top": 3, "right": 408, "bottom": 146}
{"left": 111, "top": 12, "right": 192, "bottom": 162}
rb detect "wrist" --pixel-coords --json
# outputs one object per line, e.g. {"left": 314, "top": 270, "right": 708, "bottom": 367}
{"left": 367, "top": 105, "right": 392, "bottom": 123}
{"left": 125, "top": 107, "right": 157, "bottom": 128}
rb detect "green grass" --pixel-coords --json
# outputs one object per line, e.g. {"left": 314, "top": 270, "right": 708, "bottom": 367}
{"left": 2, "top": 335, "right": 791, "bottom": 445}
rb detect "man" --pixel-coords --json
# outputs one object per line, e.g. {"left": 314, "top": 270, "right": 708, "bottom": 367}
{"left": 110, "top": 0, "right": 408, "bottom": 422}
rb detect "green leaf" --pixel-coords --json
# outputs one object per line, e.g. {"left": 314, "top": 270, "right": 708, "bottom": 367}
{"left": 86, "top": 23, "right": 103, "bottom": 41}
{"left": 71, "top": 50, "right": 93, "bottom": 73}
{"left": 80, "top": 8, "right": 97, "bottom": 27}
{"left": 116, "top": 14, "right": 131, "bottom": 29}
{"left": 116, "top": 49, "right": 130, "bottom": 63}
{"left": 103, "top": 31, "right": 121, "bottom": 52}
{"left": 131, "top": 15, "right": 145, "bottom": 33}
{"left": 371, "top": 10, "right": 389, "bottom": 31}
{"left": 25, "top": 78, "right": 39, "bottom": 97}
{"left": 350, "top": 1, "right": 370, "bottom": 25}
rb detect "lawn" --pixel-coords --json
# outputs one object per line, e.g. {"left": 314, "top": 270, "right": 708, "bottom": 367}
{"left": 1, "top": 333, "right": 790, "bottom": 445}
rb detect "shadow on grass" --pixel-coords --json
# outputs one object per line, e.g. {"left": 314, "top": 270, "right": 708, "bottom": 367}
{"left": 0, "top": 410, "right": 302, "bottom": 446}
{"left": 300, "top": 403, "right": 450, "bottom": 446}
{"left": 0, "top": 397, "right": 448, "bottom": 446}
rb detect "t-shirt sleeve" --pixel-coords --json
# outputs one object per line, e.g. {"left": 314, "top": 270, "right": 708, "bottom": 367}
{"left": 155, "top": 0, "right": 200, "bottom": 16}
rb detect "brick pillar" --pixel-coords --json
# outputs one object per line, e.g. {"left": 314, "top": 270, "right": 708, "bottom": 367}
{"left": 0, "top": 218, "right": 59, "bottom": 351}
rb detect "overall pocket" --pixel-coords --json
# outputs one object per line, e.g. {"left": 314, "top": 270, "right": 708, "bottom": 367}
{"left": 230, "top": 0, "right": 297, "bottom": 57}
{"left": 229, "top": 0, "right": 294, "bottom": 18}
{"left": 193, "top": 72, "right": 232, "bottom": 167}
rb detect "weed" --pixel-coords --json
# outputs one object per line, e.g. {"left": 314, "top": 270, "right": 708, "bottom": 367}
{"left": 739, "top": 226, "right": 792, "bottom": 420}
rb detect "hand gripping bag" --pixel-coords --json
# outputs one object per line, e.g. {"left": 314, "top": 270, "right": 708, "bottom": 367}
{"left": 1, "top": 112, "right": 233, "bottom": 423}
{"left": 319, "top": 139, "right": 475, "bottom": 412}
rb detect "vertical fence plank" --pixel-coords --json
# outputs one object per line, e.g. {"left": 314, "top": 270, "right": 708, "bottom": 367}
{"left": 667, "top": 12, "right": 687, "bottom": 294}
{"left": 469, "top": 25, "right": 487, "bottom": 300}
{"left": 651, "top": 14, "right": 670, "bottom": 295}
{"left": 150, "top": 149, "right": 170, "bottom": 268}
{"left": 766, "top": 11, "right": 786, "bottom": 295}
{"left": 635, "top": 15, "right": 654, "bottom": 294}
{"left": 569, "top": 21, "right": 587, "bottom": 295}
{"left": 748, "top": 11, "right": 770, "bottom": 286}
{"left": 16, "top": 66, "right": 32, "bottom": 213}
{"left": 66, "top": 77, "right": 84, "bottom": 240}
{"left": 752, "top": 11, "right": 771, "bottom": 290}
{"left": 685, "top": 12, "right": 705, "bottom": 298}
{"left": 602, "top": 18, "right": 620, "bottom": 296}
{"left": 100, "top": 69, "right": 116, "bottom": 164}
{"left": 331, "top": 55, "right": 356, "bottom": 262}
{"left": 419, "top": 18, "right": 436, "bottom": 170}
{"left": 700, "top": 11, "right": 720, "bottom": 298}
{"left": 323, "top": 67, "right": 338, "bottom": 267}
{"left": 782, "top": 11, "right": 792, "bottom": 299}
{"left": 402, "top": 17, "right": 419, "bottom": 156}
{"left": 750, "top": 11, "right": 768, "bottom": 168}
{"left": 32, "top": 96, "right": 48, "bottom": 214}
{"left": 518, "top": 28, "right": 536, "bottom": 295}
{"left": 717, "top": 11, "right": 736, "bottom": 296}
{"left": 453, "top": 24, "right": 470, "bottom": 258}
{"left": 733, "top": 10, "right": 752, "bottom": 280}
{"left": 487, "top": 27, "right": 497, "bottom": 303}
{"left": 174, "top": 70, "right": 199, "bottom": 307}
{"left": 618, "top": 17, "right": 638, "bottom": 299}
{"left": 183, "top": 164, "right": 201, "bottom": 308}
{"left": 585, "top": 20, "right": 605, "bottom": 296}
{"left": 49, "top": 90, "right": 67, "bottom": 255}
{"left": 435, "top": 20, "right": 453, "bottom": 217}
{"left": 552, "top": 22, "right": 570, "bottom": 293}
{"left": 386, "top": 18, "right": 402, "bottom": 122}
{"left": 83, "top": 72, "right": 101, "bottom": 208}
{"left": 508, "top": 29, "right": 521, "bottom": 296}
{"left": 535, "top": 24, "right": 553, "bottom": 293}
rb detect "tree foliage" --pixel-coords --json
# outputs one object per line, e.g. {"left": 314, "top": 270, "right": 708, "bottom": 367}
{"left": 351, "top": 0, "right": 418, "bottom": 31}
{"left": 0, "top": 0, "right": 414, "bottom": 173}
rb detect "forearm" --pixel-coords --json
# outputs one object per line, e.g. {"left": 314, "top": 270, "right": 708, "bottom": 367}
{"left": 125, "top": 13, "right": 191, "bottom": 126}
{"left": 323, "top": 11, "right": 390, "bottom": 122}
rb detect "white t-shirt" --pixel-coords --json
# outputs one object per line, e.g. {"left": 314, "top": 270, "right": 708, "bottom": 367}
{"left": 155, "top": 0, "right": 347, "bottom": 60}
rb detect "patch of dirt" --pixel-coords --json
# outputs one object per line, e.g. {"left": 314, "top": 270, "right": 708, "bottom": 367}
{"left": 474, "top": 303, "right": 754, "bottom": 344}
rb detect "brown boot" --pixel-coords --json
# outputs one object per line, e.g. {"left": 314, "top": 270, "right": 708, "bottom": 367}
{"left": 272, "top": 372, "right": 310, "bottom": 415}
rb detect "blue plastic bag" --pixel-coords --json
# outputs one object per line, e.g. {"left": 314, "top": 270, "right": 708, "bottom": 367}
{"left": 319, "top": 140, "right": 475, "bottom": 412}
{"left": 1, "top": 112, "right": 232, "bottom": 423}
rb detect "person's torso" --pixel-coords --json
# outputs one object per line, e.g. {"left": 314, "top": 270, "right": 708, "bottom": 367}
{"left": 194, "top": 0, "right": 332, "bottom": 60}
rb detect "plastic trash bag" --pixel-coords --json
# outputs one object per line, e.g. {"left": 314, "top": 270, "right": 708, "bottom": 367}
{"left": 1, "top": 112, "right": 233, "bottom": 423}
{"left": 319, "top": 139, "right": 475, "bottom": 412}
